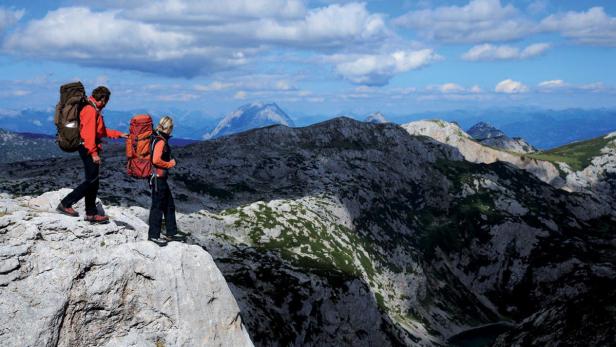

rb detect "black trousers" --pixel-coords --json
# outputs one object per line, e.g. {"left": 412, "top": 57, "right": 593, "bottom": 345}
{"left": 61, "top": 146, "right": 100, "bottom": 216}
{"left": 148, "top": 177, "right": 177, "bottom": 239}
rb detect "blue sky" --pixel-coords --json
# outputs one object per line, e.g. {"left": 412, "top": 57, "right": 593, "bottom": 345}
{"left": 0, "top": 0, "right": 615, "bottom": 119}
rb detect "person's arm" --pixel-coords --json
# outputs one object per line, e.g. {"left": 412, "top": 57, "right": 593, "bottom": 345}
{"left": 104, "top": 127, "right": 125, "bottom": 139}
{"left": 80, "top": 106, "right": 98, "bottom": 158}
{"left": 152, "top": 141, "right": 176, "bottom": 169}
{"left": 100, "top": 117, "right": 126, "bottom": 139}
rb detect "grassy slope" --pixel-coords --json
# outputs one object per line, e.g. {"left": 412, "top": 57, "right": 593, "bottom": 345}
{"left": 524, "top": 135, "right": 613, "bottom": 172}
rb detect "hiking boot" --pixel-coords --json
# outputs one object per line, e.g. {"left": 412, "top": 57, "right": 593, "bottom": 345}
{"left": 85, "top": 214, "right": 110, "bottom": 224}
{"left": 148, "top": 237, "right": 168, "bottom": 246}
{"left": 56, "top": 203, "right": 79, "bottom": 217}
{"left": 162, "top": 233, "right": 186, "bottom": 242}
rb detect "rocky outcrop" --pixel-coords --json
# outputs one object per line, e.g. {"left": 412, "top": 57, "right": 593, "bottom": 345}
{"left": 467, "top": 122, "right": 537, "bottom": 154}
{"left": 0, "top": 189, "right": 252, "bottom": 347}
{"left": 401, "top": 120, "right": 561, "bottom": 185}
{"left": 466, "top": 122, "right": 506, "bottom": 140}
{"left": 479, "top": 136, "right": 536, "bottom": 154}
{"left": 559, "top": 132, "right": 616, "bottom": 207}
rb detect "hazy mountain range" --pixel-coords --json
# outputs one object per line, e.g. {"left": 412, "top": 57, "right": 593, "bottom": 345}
{"left": 1, "top": 105, "right": 615, "bottom": 149}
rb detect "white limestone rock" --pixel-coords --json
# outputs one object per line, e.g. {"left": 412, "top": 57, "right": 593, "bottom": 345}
{"left": 0, "top": 190, "right": 253, "bottom": 347}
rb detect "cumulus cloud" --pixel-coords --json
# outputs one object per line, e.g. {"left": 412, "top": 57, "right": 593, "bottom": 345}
{"left": 3, "top": 7, "right": 234, "bottom": 77}
{"left": 394, "top": 0, "right": 535, "bottom": 43}
{"left": 438, "top": 83, "right": 465, "bottom": 93}
{"left": 333, "top": 49, "right": 442, "bottom": 86}
{"left": 462, "top": 43, "right": 550, "bottom": 61}
{"left": 540, "top": 7, "right": 616, "bottom": 46}
{"left": 538, "top": 79, "right": 567, "bottom": 90}
{"left": 495, "top": 79, "right": 529, "bottom": 93}
{"left": 2, "top": 2, "right": 389, "bottom": 77}
{"left": 122, "top": 0, "right": 307, "bottom": 22}
{"left": 537, "top": 80, "right": 612, "bottom": 93}
{"left": 0, "top": 7, "right": 24, "bottom": 34}
{"left": 426, "top": 83, "right": 483, "bottom": 94}
{"left": 470, "top": 85, "right": 482, "bottom": 93}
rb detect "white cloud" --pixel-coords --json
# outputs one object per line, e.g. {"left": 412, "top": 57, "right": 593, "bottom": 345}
{"left": 334, "top": 49, "right": 442, "bottom": 86}
{"left": 438, "top": 83, "right": 465, "bottom": 93}
{"left": 540, "top": 7, "right": 616, "bottom": 46}
{"left": 462, "top": 43, "right": 550, "bottom": 61}
{"left": 12, "top": 89, "right": 30, "bottom": 96}
{"left": 123, "top": 0, "right": 307, "bottom": 22}
{"left": 538, "top": 79, "right": 567, "bottom": 90}
{"left": 495, "top": 79, "right": 529, "bottom": 93}
{"left": 527, "top": 0, "right": 549, "bottom": 15}
{"left": 158, "top": 93, "right": 199, "bottom": 102}
{"left": 394, "top": 0, "right": 535, "bottom": 43}
{"left": 3, "top": 3, "right": 389, "bottom": 76}
{"left": 275, "top": 80, "right": 293, "bottom": 91}
{"left": 0, "top": 7, "right": 24, "bottom": 34}
{"left": 426, "top": 83, "right": 483, "bottom": 94}
{"left": 3, "top": 7, "right": 230, "bottom": 77}
{"left": 579, "top": 82, "right": 607, "bottom": 92}
{"left": 194, "top": 81, "right": 234, "bottom": 92}
{"left": 234, "top": 91, "right": 247, "bottom": 99}
{"left": 249, "top": 3, "right": 386, "bottom": 46}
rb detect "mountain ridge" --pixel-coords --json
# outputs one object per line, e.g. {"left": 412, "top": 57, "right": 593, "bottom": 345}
{"left": 1, "top": 117, "right": 614, "bottom": 346}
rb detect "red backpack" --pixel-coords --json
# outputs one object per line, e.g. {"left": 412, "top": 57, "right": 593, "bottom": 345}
{"left": 126, "top": 114, "right": 155, "bottom": 178}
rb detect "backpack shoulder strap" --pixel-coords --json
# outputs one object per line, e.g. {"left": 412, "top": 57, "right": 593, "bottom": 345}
{"left": 150, "top": 135, "right": 165, "bottom": 162}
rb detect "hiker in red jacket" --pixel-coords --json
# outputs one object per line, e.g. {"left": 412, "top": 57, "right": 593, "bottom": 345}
{"left": 57, "top": 86, "right": 127, "bottom": 223}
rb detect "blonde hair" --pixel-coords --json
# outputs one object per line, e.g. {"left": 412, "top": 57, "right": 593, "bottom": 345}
{"left": 157, "top": 116, "right": 174, "bottom": 134}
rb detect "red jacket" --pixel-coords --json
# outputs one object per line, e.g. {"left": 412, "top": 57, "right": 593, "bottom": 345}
{"left": 80, "top": 96, "right": 123, "bottom": 157}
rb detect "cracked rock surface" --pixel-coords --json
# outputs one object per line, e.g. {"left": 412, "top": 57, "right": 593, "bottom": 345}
{"left": 0, "top": 189, "right": 252, "bottom": 347}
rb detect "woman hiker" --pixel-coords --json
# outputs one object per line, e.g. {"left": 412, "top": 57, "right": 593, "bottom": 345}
{"left": 56, "top": 86, "right": 127, "bottom": 223}
{"left": 148, "top": 116, "right": 187, "bottom": 245}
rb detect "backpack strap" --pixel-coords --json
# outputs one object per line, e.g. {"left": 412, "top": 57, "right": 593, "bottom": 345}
{"left": 150, "top": 134, "right": 167, "bottom": 179}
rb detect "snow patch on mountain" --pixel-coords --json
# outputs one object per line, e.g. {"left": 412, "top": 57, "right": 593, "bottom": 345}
{"left": 204, "top": 102, "right": 295, "bottom": 139}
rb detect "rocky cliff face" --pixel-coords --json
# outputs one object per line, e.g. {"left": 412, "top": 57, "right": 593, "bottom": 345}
{"left": 1, "top": 117, "right": 614, "bottom": 346}
{"left": 401, "top": 120, "right": 561, "bottom": 186}
{"left": 0, "top": 189, "right": 252, "bottom": 347}
{"left": 467, "top": 122, "right": 537, "bottom": 154}
{"left": 558, "top": 132, "right": 616, "bottom": 208}
{"left": 403, "top": 120, "right": 616, "bottom": 211}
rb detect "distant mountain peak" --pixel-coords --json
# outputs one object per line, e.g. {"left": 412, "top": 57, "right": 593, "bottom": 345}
{"left": 467, "top": 122, "right": 505, "bottom": 140}
{"left": 467, "top": 121, "right": 536, "bottom": 153}
{"left": 204, "top": 102, "right": 294, "bottom": 140}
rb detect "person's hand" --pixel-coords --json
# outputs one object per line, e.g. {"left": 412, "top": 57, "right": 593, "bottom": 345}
{"left": 92, "top": 154, "right": 101, "bottom": 165}
{"left": 170, "top": 159, "right": 176, "bottom": 167}
{"left": 120, "top": 133, "right": 129, "bottom": 139}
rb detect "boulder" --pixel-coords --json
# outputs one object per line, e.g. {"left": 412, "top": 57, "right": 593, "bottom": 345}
{"left": 0, "top": 190, "right": 253, "bottom": 347}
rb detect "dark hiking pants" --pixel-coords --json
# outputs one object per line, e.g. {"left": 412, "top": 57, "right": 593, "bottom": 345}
{"left": 61, "top": 145, "right": 100, "bottom": 216}
{"left": 148, "top": 177, "right": 177, "bottom": 239}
